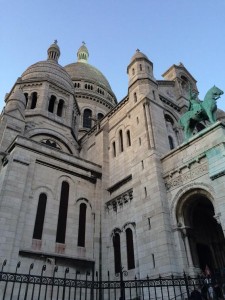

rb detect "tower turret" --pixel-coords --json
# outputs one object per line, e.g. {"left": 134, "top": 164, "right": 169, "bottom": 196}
{"left": 127, "top": 49, "right": 156, "bottom": 88}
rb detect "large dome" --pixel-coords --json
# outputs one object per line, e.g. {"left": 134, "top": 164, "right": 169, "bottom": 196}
{"left": 64, "top": 43, "right": 116, "bottom": 101}
{"left": 64, "top": 62, "right": 112, "bottom": 91}
{"left": 21, "top": 42, "right": 74, "bottom": 93}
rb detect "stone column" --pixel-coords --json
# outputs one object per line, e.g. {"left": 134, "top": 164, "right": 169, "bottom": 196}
{"left": 53, "top": 99, "right": 59, "bottom": 114}
{"left": 143, "top": 101, "right": 155, "bottom": 149}
{"left": 27, "top": 95, "right": 32, "bottom": 109}
{"left": 180, "top": 227, "right": 194, "bottom": 268}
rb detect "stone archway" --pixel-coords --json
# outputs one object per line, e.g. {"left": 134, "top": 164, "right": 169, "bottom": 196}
{"left": 176, "top": 189, "right": 225, "bottom": 274}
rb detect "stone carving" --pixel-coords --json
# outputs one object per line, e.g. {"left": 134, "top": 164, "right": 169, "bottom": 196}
{"left": 105, "top": 189, "right": 133, "bottom": 213}
{"left": 165, "top": 163, "right": 208, "bottom": 190}
{"left": 179, "top": 86, "right": 224, "bottom": 140}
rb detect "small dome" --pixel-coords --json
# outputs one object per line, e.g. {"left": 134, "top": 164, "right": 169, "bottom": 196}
{"left": 130, "top": 49, "right": 149, "bottom": 62}
{"left": 21, "top": 42, "right": 74, "bottom": 93}
{"left": 21, "top": 61, "right": 74, "bottom": 93}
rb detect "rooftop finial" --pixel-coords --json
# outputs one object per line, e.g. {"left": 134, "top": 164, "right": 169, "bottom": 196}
{"left": 136, "top": 49, "right": 140, "bottom": 52}
{"left": 47, "top": 41, "right": 60, "bottom": 63}
{"left": 77, "top": 42, "right": 89, "bottom": 63}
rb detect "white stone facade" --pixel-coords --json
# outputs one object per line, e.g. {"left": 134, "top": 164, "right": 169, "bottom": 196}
{"left": 0, "top": 42, "right": 225, "bottom": 283}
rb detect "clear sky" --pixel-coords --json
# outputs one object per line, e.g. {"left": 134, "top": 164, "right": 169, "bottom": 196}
{"left": 1, "top": 0, "right": 225, "bottom": 110}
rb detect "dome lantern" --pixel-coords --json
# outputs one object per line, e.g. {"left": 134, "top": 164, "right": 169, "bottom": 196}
{"left": 77, "top": 42, "right": 89, "bottom": 63}
{"left": 47, "top": 40, "right": 60, "bottom": 63}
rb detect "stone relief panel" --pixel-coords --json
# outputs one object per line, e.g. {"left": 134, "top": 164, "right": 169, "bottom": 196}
{"left": 164, "top": 157, "right": 208, "bottom": 191}
{"left": 105, "top": 189, "right": 133, "bottom": 214}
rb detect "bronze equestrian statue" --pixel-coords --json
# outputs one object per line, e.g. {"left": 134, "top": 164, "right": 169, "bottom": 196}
{"left": 179, "top": 86, "right": 224, "bottom": 140}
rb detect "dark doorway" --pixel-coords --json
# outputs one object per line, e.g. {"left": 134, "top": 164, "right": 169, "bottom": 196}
{"left": 196, "top": 243, "right": 213, "bottom": 271}
{"left": 183, "top": 194, "right": 225, "bottom": 273}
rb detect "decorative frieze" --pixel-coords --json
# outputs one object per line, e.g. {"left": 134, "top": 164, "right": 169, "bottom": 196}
{"left": 105, "top": 189, "right": 133, "bottom": 213}
{"left": 164, "top": 162, "right": 208, "bottom": 190}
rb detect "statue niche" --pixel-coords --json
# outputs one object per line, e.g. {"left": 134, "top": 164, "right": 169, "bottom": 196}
{"left": 179, "top": 85, "right": 224, "bottom": 140}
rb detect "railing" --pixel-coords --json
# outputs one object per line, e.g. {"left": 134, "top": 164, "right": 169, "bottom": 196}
{"left": 0, "top": 260, "right": 224, "bottom": 300}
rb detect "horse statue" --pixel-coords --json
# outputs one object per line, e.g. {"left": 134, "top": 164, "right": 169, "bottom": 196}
{"left": 179, "top": 85, "right": 224, "bottom": 140}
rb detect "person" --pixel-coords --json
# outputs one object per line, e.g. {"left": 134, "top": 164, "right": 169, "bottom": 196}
{"left": 201, "top": 284, "right": 208, "bottom": 300}
{"left": 190, "top": 287, "right": 203, "bottom": 300}
{"left": 214, "top": 283, "right": 223, "bottom": 300}
{"left": 208, "top": 284, "right": 215, "bottom": 300}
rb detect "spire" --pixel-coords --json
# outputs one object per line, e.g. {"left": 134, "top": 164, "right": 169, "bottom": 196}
{"left": 77, "top": 42, "right": 89, "bottom": 63}
{"left": 47, "top": 40, "right": 60, "bottom": 62}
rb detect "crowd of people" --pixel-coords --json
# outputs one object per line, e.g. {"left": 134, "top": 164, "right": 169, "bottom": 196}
{"left": 189, "top": 268, "right": 225, "bottom": 300}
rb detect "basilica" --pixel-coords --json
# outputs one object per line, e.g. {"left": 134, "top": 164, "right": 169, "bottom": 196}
{"left": 0, "top": 41, "right": 225, "bottom": 281}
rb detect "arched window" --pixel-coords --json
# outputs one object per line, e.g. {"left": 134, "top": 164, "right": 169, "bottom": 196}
{"left": 140, "top": 64, "right": 142, "bottom": 71}
{"left": 83, "top": 109, "right": 92, "bottom": 128}
{"left": 168, "top": 136, "right": 174, "bottom": 150}
{"left": 48, "top": 95, "right": 56, "bottom": 113}
{"left": 74, "top": 82, "right": 80, "bottom": 88}
{"left": 97, "top": 113, "right": 104, "bottom": 120}
{"left": 132, "top": 68, "right": 135, "bottom": 75}
{"left": 33, "top": 193, "right": 47, "bottom": 240}
{"left": 77, "top": 203, "right": 87, "bottom": 247}
{"left": 126, "top": 228, "right": 135, "bottom": 270}
{"left": 56, "top": 181, "right": 69, "bottom": 244}
{"left": 126, "top": 130, "right": 131, "bottom": 146}
{"left": 24, "top": 93, "right": 28, "bottom": 107}
{"left": 134, "top": 92, "right": 137, "bottom": 103}
{"left": 165, "top": 114, "right": 174, "bottom": 125}
{"left": 181, "top": 75, "right": 189, "bottom": 90}
{"left": 113, "top": 233, "right": 121, "bottom": 274}
{"left": 119, "top": 130, "right": 123, "bottom": 152}
{"left": 30, "top": 92, "right": 37, "bottom": 109}
{"left": 112, "top": 141, "right": 116, "bottom": 157}
{"left": 57, "top": 99, "right": 64, "bottom": 117}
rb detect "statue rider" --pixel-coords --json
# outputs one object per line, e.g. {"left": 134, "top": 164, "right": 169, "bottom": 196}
{"left": 188, "top": 88, "right": 202, "bottom": 114}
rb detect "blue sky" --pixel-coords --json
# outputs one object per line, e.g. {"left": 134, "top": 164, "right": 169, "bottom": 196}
{"left": 1, "top": 0, "right": 225, "bottom": 110}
